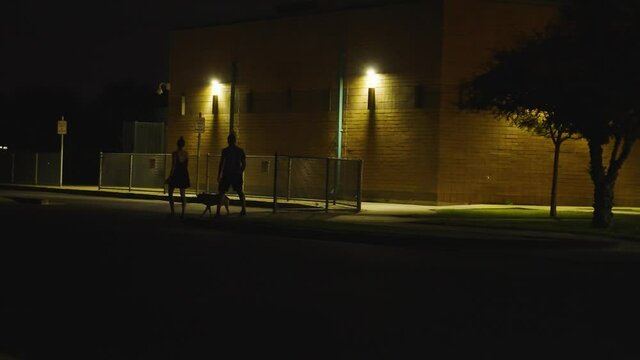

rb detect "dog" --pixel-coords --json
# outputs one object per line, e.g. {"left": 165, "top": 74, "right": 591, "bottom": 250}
{"left": 196, "top": 192, "right": 230, "bottom": 217}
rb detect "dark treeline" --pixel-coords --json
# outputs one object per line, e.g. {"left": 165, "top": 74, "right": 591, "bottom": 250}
{"left": 0, "top": 80, "right": 168, "bottom": 184}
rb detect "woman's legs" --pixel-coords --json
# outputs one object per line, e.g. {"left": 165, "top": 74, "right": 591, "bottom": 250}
{"left": 180, "top": 187, "right": 186, "bottom": 218}
{"left": 168, "top": 185, "right": 176, "bottom": 215}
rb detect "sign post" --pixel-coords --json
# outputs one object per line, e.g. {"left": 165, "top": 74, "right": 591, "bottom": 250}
{"left": 57, "top": 116, "right": 67, "bottom": 187}
{"left": 195, "top": 113, "right": 205, "bottom": 193}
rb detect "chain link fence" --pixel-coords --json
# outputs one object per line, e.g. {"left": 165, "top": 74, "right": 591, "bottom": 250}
{"left": 2, "top": 151, "right": 362, "bottom": 211}
{"left": 273, "top": 154, "right": 362, "bottom": 212}
{"left": 99, "top": 153, "right": 170, "bottom": 192}
{"left": 0, "top": 152, "right": 61, "bottom": 186}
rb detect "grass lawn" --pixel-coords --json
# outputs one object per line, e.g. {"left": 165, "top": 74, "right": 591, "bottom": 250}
{"left": 420, "top": 207, "right": 640, "bottom": 240}
{"left": 245, "top": 206, "right": 640, "bottom": 244}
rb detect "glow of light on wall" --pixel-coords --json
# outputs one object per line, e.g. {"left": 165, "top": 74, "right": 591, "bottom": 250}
{"left": 366, "top": 68, "right": 380, "bottom": 88}
{"left": 211, "top": 79, "right": 222, "bottom": 96}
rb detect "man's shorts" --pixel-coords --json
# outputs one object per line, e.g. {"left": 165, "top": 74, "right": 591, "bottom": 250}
{"left": 218, "top": 174, "right": 243, "bottom": 193}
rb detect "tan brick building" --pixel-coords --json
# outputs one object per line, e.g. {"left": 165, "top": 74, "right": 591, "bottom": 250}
{"left": 166, "top": 0, "right": 640, "bottom": 206}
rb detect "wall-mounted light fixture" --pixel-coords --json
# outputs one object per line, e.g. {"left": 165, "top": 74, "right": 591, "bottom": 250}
{"left": 366, "top": 68, "right": 379, "bottom": 110}
{"left": 157, "top": 82, "right": 171, "bottom": 95}
{"left": 211, "top": 79, "right": 222, "bottom": 114}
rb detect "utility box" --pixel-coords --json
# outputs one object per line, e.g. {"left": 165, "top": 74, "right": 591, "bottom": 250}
{"left": 123, "top": 121, "right": 165, "bottom": 154}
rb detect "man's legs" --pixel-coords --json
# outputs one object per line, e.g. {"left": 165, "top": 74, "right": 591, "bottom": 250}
{"left": 215, "top": 191, "right": 226, "bottom": 216}
{"left": 222, "top": 194, "right": 230, "bottom": 214}
{"left": 238, "top": 190, "right": 246, "bottom": 216}
{"left": 233, "top": 176, "right": 246, "bottom": 216}
{"left": 216, "top": 179, "right": 228, "bottom": 216}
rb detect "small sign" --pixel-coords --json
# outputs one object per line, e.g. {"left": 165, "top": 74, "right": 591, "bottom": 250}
{"left": 57, "top": 119, "right": 67, "bottom": 135}
{"left": 196, "top": 116, "right": 205, "bottom": 133}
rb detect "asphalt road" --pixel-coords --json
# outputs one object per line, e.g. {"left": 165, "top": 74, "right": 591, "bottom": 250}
{"left": 1, "top": 191, "right": 640, "bottom": 359}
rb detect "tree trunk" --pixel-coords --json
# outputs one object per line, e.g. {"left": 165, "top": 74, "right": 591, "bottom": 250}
{"left": 592, "top": 178, "right": 614, "bottom": 228}
{"left": 588, "top": 140, "right": 614, "bottom": 228}
{"left": 549, "top": 141, "right": 561, "bottom": 218}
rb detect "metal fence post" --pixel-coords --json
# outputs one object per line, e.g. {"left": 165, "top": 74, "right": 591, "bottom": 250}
{"left": 128, "top": 153, "right": 133, "bottom": 192}
{"left": 59, "top": 134, "right": 64, "bottom": 187}
{"left": 273, "top": 152, "right": 278, "bottom": 213}
{"left": 325, "top": 157, "right": 330, "bottom": 212}
{"left": 333, "top": 159, "right": 338, "bottom": 206}
{"left": 205, "top": 153, "right": 210, "bottom": 193}
{"left": 163, "top": 153, "right": 168, "bottom": 195}
{"left": 287, "top": 156, "right": 291, "bottom": 201}
{"left": 356, "top": 160, "right": 363, "bottom": 212}
{"left": 196, "top": 134, "right": 201, "bottom": 194}
{"left": 98, "top": 152, "right": 103, "bottom": 190}
{"left": 11, "top": 153, "right": 15, "bottom": 183}
{"left": 34, "top": 153, "right": 39, "bottom": 185}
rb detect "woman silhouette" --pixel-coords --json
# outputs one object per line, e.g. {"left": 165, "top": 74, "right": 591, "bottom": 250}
{"left": 167, "top": 136, "right": 190, "bottom": 218}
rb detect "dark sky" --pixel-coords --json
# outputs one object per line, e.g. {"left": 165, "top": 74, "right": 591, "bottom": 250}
{"left": 0, "top": 0, "right": 283, "bottom": 99}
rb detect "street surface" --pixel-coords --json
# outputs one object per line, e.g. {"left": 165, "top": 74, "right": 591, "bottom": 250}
{"left": 1, "top": 190, "right": 639, "bottom": 359}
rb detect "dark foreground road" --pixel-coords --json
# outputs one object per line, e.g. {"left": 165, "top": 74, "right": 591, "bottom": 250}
{"left": 1, "top": 191, "right": 640, "bottom": 359}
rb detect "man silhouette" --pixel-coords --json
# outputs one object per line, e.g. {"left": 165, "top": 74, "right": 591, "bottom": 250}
{"left": 216, "top": 132, "right": 247, "bottom": 216}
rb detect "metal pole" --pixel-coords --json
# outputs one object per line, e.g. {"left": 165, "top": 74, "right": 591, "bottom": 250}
{"left": 11, "top": 153, "right": 15, "bottom": 183}
{"left": 163, "top": 153, "right": 168, "bottom": 194}
{"left": 333, "top": 160, "right": 338, "bottom": 206}
{"left": 34, "top": 152, "right": 38, "bottom": 185}
{"left": 205, "top": 153, "right": 210, "bottom": 193}
{"left": 325, "top": 157, "right": 330, "bottom": 212}
{"left": 272, "top": 152, "right": 278, "bottom": 213}
{"left": 98, "top": 152, "right": 103, "bottom": 190}
{"left": 128, "top": 154, "right": 133, "bottom": 192}
{"left": 59, "top": 134, "right": 64, "bottom": 187}
{"left": 356, "top": 160, "right": 363, "bottom": 212}
{"left": 335, "top": 49, "right": 345, "bottom": 206}
{"left": 229, "top": 60, "right": 238, "bottom": 134}
{"left": 196, "top": 132, "right": 201, "bottom": 194}
{"left": 337, "top": 49, "right": 345, "bottom": 159}
{"left": 287, "top": 157, "right": 291, "bottom": 201}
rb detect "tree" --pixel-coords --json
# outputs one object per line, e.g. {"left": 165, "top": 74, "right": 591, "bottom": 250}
{"left": 461, "top": 0, "right": 640, "bottom": 228}
{"left": 553, "top": 0, "right": 640, "bottom": 227}
{"left": 460, "top": 34, "right": 579, "bottom": 218}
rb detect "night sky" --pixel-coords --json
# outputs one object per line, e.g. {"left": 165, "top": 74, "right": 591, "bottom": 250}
{"left": 0, "top": 0, "right": 388, "bottom": 159}
{"left": 0, "top": 0, "right": 296, "bottom": 169}
{"left": 0, "top": 0, "right": 285, "bottom": 98}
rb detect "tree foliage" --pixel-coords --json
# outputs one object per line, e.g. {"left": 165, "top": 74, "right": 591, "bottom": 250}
{"left": 460, "top": 31, "right": 578, "bottom": 217}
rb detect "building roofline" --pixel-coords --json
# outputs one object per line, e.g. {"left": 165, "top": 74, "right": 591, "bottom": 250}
{"left": 171, "top": 0, "right": 423, "bottom": 32}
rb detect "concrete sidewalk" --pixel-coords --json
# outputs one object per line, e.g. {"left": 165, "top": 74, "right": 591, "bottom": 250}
{"left": 0, "top": 182, "right": 606, "bottom": 215}
{"left": 1, "top": 183, "right": 637, "bottom": 249}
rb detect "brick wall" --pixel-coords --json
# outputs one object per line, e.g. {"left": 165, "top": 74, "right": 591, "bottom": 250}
{"left": 437, "top": 0, "right": 640, "bottom": 206}
{"left": 168, "top": 1, "right": 443, "bottom": 202}
{"left": 167, "top": 0, "right": 640, "bottom": 205}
